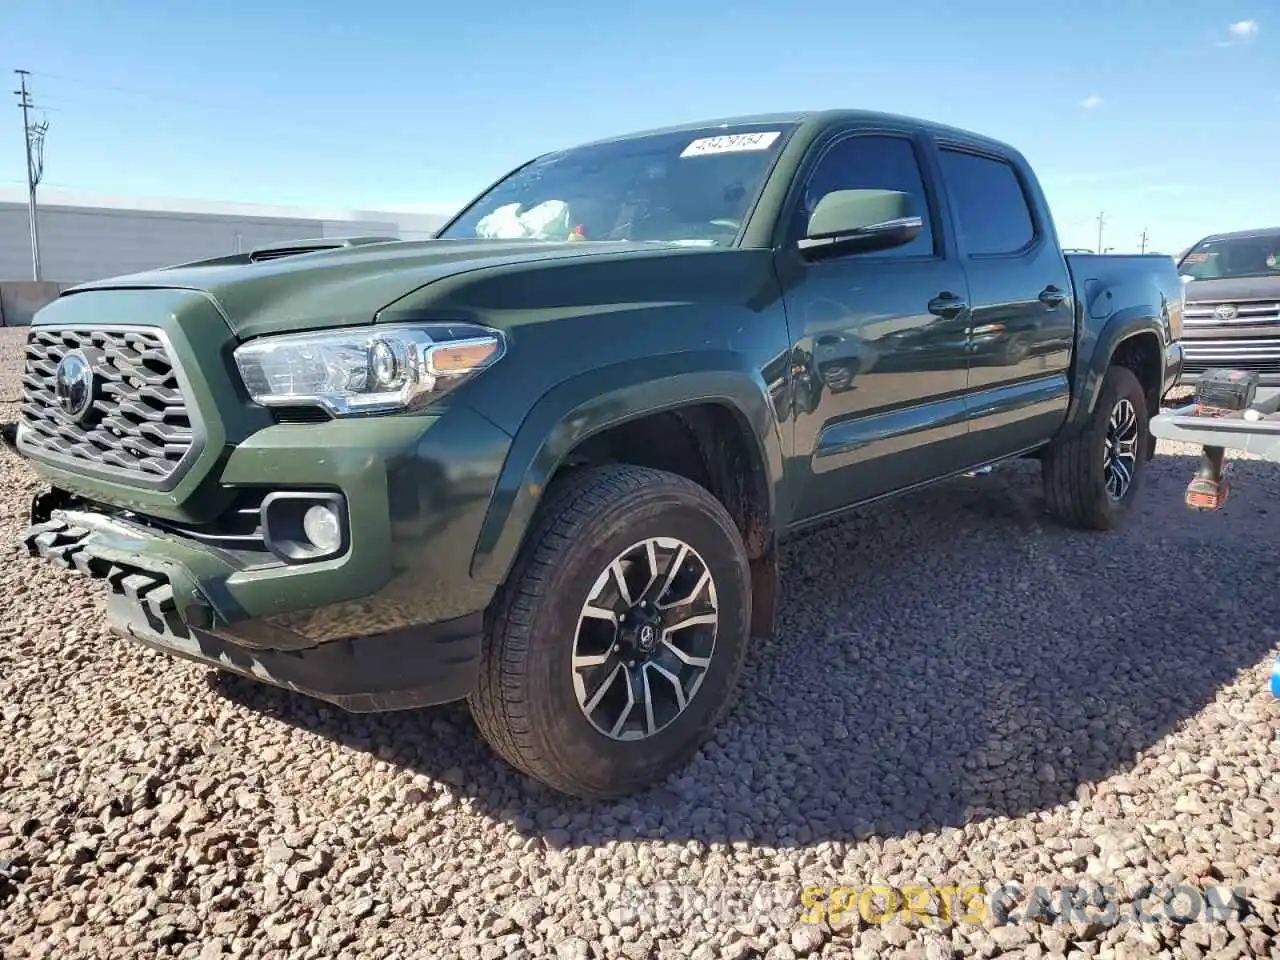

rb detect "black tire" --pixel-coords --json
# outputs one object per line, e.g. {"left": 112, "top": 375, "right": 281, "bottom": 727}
{"left": 469, "top": 463, "right": 752, "bottom": 799}
{"left": 1042, "top": 364, "right": 1149, "bottom": 530}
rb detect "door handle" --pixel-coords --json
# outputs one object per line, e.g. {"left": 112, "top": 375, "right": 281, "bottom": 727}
{"left": 1038, "top": 285, "right": 1067, "bottom": 307}
{"left": 927, "top": 292, "right": 968, "bottom": 318}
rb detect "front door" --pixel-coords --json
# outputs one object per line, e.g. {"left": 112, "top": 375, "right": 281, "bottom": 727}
{"left": 781, "top": 128, "right": 974, "bottom": 523}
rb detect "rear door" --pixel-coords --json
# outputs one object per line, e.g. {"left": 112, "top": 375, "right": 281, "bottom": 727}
{"left": 780, "top": 125, "right": 974, "bottom": 522}
{"left": 932, "top": 141, "right": 1075, "bottom": 463}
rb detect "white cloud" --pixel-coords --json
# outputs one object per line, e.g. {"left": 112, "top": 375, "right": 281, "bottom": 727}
{"left": 1079, "top": 94, "right": 1104, "bottom": 110}
{"left": 1229, "top": 19, "right": 1259, "bottom": 39}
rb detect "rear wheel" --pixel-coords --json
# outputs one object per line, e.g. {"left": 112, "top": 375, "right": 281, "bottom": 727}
{"left": 1042, "top": 364, "right": 1149, "bottom": 530}
{"left": 469, "top": 464, "right": 752, "bottom": 799}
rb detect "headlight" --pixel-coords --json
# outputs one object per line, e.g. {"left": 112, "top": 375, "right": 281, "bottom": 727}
{"left": 233, "top": 323, "right": 505, "bottom": 416}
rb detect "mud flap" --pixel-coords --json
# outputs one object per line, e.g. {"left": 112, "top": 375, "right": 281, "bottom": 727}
{"left": 749, "top": 546, "right": 778, "bottom": 643}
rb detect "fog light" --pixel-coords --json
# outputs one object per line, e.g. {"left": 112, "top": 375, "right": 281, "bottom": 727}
{"left": 260, "top": 491, "right": 349, "bottom": 564}
{"left": 303, "top": 504, "right": 343, "bottom": 553}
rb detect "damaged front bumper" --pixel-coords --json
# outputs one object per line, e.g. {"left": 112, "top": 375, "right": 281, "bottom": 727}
{"left": 21, "top": 501, "right": 483, "bottom": 713}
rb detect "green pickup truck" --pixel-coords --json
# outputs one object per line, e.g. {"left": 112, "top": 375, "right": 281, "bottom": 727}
{"left": 17, "top": 110, "right": 1184, "bottom": 799}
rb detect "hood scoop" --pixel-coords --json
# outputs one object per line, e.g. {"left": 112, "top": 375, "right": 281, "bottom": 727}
{"left": 247, "top": 236, "right": 399, "bottom": 263}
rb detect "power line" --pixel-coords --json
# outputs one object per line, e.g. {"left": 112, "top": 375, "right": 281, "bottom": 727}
{"left": 28, "top": 69, "right": 229, "bottom": 113}
{"left": 14, "top": 67, "right": 467, "bottom": 206}
{"left": 16, "top": 83, "right": 425, "bottom": 171}
{"left": 14, "top": 69, "right": 48, "bottom": 281}
{"left": 0, "top": 178, "right": 99, "bottom": 191}
{"left": 26, "top": 68, "right": 403, "bottom": 146}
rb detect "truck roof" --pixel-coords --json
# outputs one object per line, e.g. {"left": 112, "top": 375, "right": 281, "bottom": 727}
{"left": 1194, "top": 227, "right": 1280, "bottom": 242}
{"left": 571, "top": 108, "right": 1020, "bottom": 157}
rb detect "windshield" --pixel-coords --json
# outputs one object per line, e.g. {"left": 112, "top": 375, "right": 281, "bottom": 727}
{"left": 438, "top": 124, "right": 796, "bottom": 247}
{"left": 1178, "top": 232, "right": 1280, "bottom": 281}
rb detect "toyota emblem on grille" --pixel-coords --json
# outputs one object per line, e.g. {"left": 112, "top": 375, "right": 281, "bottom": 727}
{"left": 1214, "top": 304, "right": 1239, "bottom": 321}
{"left": 54, "top": 351, "right": 95, "bottom": 423}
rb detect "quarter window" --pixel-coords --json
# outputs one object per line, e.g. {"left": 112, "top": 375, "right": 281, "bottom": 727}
{"left": 938, "top": 149, "right": 1035, "bottom": 256}
{"left": 794, "top": 135, "right": 935, "bottom": 258}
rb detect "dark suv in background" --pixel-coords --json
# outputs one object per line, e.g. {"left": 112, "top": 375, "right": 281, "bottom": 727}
{"left": 1176, "top": 227, "right": 1280, "bottom": 385}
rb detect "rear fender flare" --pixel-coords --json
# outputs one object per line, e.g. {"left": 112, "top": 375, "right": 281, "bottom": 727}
{"left": 1064, "top": 306, "right": 1166, "bottom": 431}
{"left": 469, "top": 353, "right": 785, "bottom": 587}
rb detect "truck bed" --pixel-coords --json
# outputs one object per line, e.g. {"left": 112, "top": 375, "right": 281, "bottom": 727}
{"left": 1064, "top": 250, "right": 1184, "bottom": 338}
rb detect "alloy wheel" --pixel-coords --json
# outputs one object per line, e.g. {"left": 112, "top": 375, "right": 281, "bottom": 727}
{"left": 1104, "top": 397, "right": 1140, "bottom": 500}
{"left": 571, "top": 537, "right": 719, "bottom": 741}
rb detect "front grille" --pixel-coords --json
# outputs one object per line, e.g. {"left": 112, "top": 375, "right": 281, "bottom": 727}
{"left": 1184, "top": 299, "right": 1280, "bottom": 326}
{"left": 1182, "top": 338, "right": 1280, "bottom": 374}
{"left": 20, "top": 327, "right": 198, "bottom": 484}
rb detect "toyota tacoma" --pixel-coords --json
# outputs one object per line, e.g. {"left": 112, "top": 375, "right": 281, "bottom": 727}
{"left": 17, "top": 109, "right": 1184, "bottom": 799}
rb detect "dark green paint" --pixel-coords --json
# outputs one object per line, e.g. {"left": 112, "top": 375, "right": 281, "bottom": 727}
{"left": 67, "top": 238, "right": 709, "bottom": 341}
{"left": 1062, "top": 254, "right": 1185, "bottom": 428}
{"left": 21, "top": 108, "right": 1183, "bottom": 696}
{"left": 469, "top": 362, "right": 787, "bottom": 586}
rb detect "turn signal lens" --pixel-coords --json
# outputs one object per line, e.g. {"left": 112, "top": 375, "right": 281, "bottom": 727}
{"left": 432, "top": 341, "right": 499, "bottom": 374}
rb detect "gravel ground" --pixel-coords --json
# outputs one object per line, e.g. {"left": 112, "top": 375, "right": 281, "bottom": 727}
{"left": 1, "top": 324, "right": 1278, "bottom": 960}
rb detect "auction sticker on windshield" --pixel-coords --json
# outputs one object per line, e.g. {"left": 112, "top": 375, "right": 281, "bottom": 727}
{"left": 680, "top": 131, "right": 781, "bottom": 157}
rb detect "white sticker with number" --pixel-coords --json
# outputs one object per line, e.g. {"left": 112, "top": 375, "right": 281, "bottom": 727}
{"left": 680, "top": 131, "right": 781, "bottom": 158}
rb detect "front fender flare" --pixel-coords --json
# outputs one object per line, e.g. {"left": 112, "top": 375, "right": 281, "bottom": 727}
{"left": 469, "top": 352, "right": 785, "bottom": 586}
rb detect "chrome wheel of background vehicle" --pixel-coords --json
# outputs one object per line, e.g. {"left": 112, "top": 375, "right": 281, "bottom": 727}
{"left": 1104, "top": 397, "right": 1140, "bottom": 501}
{"left": 572, "top": 536, "right": 719, "bottom": 741}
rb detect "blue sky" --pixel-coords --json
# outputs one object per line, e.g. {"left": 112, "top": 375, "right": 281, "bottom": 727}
{"left": 4, "top": 0, "right": 1276, "bottom": 255}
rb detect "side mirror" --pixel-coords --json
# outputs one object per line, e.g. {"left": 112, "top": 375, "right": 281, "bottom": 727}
{"left": 798, "top": 189, "right": 923, "bottom": 260}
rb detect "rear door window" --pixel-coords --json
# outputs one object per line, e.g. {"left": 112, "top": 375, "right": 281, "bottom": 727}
{"left": 938, "top": 149, "right": 1036, "bottom": 256}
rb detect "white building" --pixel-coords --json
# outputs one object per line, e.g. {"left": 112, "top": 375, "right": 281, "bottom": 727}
{"left": 0, "top": 186, "right": 454, "bottom": 284}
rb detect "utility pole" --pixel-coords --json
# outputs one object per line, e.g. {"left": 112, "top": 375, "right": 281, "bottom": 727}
{"left": 1139, "top": 226, "right": 1149, "bottom": 254}
{"left": 14, "top": 69, "right": 48, "bottom": 281}
{"left": 1095, "top": 211, "right": 1106, "bottom": 255}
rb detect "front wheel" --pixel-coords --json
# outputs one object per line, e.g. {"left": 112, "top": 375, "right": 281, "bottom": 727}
{"left": 1042, "top": 364, "right": 1149, "bottom": 530}
{"left": 469, "top": 464, "right": 752, "bottom": 799}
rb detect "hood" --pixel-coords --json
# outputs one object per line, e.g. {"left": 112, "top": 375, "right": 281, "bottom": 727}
{"left": 1182, "top": 274, "right": 1280, "bottom": 304}
{"left": 63, "top": 238, "right": 683, "bottom": 340}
